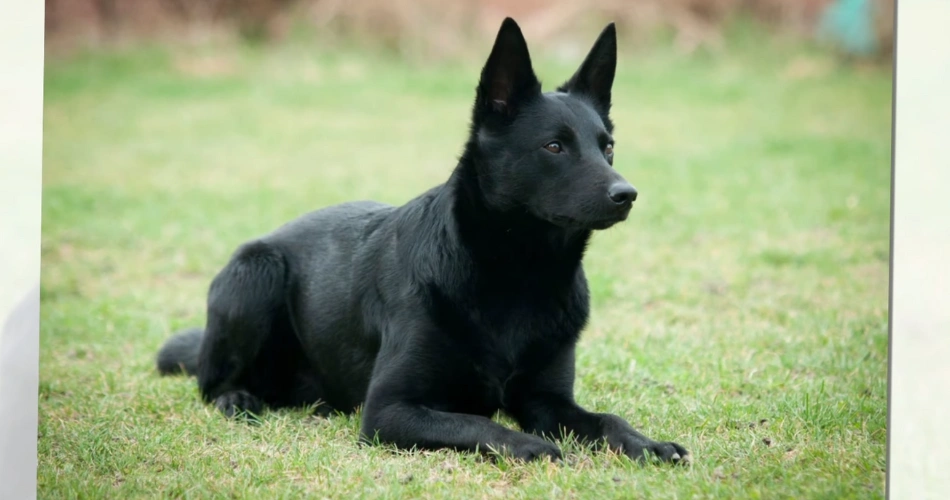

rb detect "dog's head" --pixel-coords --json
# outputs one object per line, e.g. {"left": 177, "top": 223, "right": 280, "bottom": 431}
{"left": 465, "top": 18, "right": 635, "bottom": 231}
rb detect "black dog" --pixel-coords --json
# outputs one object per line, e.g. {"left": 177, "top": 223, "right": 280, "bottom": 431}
{"left": 157, "top": 18, "right": 688, "bottom": 465}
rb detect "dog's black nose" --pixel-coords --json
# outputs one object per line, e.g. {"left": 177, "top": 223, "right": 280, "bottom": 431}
{"left": 608, "top": 183, "right": 637, "bottom": 205}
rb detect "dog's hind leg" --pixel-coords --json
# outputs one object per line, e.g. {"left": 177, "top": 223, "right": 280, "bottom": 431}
{"left": 195, "top": 240, "right": 297, "bottom": 419}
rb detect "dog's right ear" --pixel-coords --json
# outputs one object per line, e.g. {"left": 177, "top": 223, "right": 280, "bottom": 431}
{"left": 474, "top": 18, "right": 541, "bottom": 123}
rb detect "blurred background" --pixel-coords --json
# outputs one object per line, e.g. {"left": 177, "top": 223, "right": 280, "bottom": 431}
{"left": 46, "top": 0, "right": 894, "bottom": 61}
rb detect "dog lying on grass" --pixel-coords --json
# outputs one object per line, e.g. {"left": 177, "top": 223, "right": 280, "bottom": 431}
{"left": 157, "top": 17, "right": 689, "bottom": 465}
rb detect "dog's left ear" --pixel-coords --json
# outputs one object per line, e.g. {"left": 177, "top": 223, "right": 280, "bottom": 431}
{"left": 558, "top": 23, "right": 617, "bottom": 115}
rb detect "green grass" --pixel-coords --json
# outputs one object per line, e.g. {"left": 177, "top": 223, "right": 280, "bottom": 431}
{"left": 39, "top": 32, "right": 892, "bottom": 499}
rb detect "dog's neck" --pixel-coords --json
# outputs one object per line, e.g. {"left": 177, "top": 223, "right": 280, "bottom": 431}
{"left": 446, "top": 157, "right": 591, "bottom": 277}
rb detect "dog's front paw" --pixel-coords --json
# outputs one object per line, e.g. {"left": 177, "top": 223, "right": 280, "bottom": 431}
{"left": 614, "top": 435, "right": 689, "bottom": 465}
{"left": 642, "top": 440, "right": 690, "bottom": 465}
{"left": 214, "top": 390, "right": 263, "bottom": 419}
{"left": 499, "top": 436, "right": 563, "bottom": 462}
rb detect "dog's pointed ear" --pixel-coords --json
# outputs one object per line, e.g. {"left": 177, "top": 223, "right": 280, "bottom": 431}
{"left": 558, "top": 23, "right": 617, "bottom": 114}
{"left": 475, "top": 18, "right": 541, "bottom": 119}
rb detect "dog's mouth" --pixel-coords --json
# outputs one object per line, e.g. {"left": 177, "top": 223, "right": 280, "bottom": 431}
{"left": 587, "top": 218, "right": 623, "bottom": 230}
{"left": 546, "top": 210, "right": 631, "bottom": 231}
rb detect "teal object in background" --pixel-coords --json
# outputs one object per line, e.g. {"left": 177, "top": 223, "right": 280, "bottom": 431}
{"left": 818, "top": 0, "right": 878, "bottom": 56}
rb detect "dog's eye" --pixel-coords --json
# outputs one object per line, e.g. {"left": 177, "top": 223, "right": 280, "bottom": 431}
{"left": 544, "top": 141, "right": 562, "bottom": 154}
{"left": 605, "top": 143, "right": 614, "bottom": 164}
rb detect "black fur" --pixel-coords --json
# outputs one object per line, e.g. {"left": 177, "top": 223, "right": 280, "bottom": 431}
{"left": 156, "top": 327, "right": 202, "bottom": 376}
{"left": 157, "top": 18, "right": 688, "bottom": 464}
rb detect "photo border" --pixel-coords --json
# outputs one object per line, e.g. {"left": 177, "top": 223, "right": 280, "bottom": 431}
{"left": 8, "top": 0, "right": 950, "bottom": 498}
{"left": 0, "top": 1, "right": 45, "bottom": 499}
{"left": 887, "top": 0, "right": 950, "bottom": 498}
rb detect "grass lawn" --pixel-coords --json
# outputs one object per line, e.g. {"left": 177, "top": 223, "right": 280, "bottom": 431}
{"left": 39, "top": 28, "right": 892, "bottom": 499}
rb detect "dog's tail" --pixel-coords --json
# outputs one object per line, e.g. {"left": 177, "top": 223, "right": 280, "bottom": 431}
{"left": 156, "top": 327, "right": 203, "bottom": 376}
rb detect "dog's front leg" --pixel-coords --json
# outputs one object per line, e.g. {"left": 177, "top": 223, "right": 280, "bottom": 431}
{"left": 516, "top": 396, "right": 688, "bottom": 464}
{"left": 359, "top": 399, "right": 562, "bottom": 462}
{"left": 508, "top": 348, "right": 689, "bottom": 464}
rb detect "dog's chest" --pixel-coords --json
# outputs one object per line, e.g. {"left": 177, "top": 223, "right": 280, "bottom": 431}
{"left": 468, "top": 336, "right": 542, "bottom": 408}
{"left": 460, "top": 293, "right": 586, "bottom": 408}
{"left": 425, "top": 268, "right": 589, "bottom": 412}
